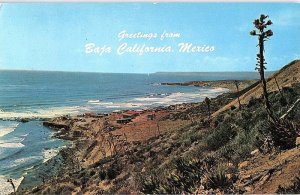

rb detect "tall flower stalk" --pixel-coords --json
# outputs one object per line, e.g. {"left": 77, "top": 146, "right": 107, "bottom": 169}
{"left": 250, "top": 14, "right": 277, "bottom": 123}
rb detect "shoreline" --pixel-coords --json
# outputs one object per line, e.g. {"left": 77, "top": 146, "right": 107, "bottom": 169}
{"left": 0, "top": 175, "right": 24, "bottom": 195}
{"left": 16, "top": 85, "right": 239, "bottom": 193}
{"left": 15, "top": 79, "right": 255, "bottom": 193}
{"left": 0, "top": 120, "right": 68, "bottom": 194}
{"left": 10, "top": 61, "right": 300, "bottom": 194}
{"left": 0, "top": 85, "right": 231, "bottom": 122}
{"left": 0, "top": 80, "right": 256, "bottom": 122}
{"left": 1, "top": 83, "right": 233, "bottom": 193}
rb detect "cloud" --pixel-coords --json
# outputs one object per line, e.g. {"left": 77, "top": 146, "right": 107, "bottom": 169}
{"left": 273, "top": 10, "right": 300, "bottom": 26}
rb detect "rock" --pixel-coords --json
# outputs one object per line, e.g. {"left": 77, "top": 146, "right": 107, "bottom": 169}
{"left": 194, "top": 185, "right": 205, "bottom": 194}
{"left": 20, "top": 118, "right": 30, "bottom": 123}
{"left": 276, "top": 170, "right": 282, "bottom": 176}
{"left": 227, "top": 162, "right": 234, "bottom": 167}
{"left": 240, "top": 174, "right": 252, "bottom": 181}
{"left": 84, "top": 112, "right": 97, "bottom": 117}
{"left": 239, "top": 161, "right": 250, "bottom": 169}
{"left": 73, "top": 130, "right": 83, "bottom": 137}
{"left": 43, "top": 121, "right": 70, "bottom": 130}
{"left": 251, "top": 149, "right": 259, "bottom": 156}
{"left": 244, "top": 186, "right": 253, "bottom": 192}
{"left": 226, "top": 173, "right": 232, "bottom": 179}
{"left": 258, "top": 173, "right": 271, "bottom": 186}
{"left": 296, "top": 137, "right": 300, "bottom": 147}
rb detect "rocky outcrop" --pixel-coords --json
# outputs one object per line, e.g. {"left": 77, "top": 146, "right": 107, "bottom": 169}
{"left": 43, "top": 121, "right": 70, "bottom": 130}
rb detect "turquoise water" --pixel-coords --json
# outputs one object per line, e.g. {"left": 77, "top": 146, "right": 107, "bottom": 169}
{"left": 0, "top": 120, "right": 65, "bottom": 194}
{"left": 0, "top": 70, "right": 268, "bottom": 194}
{"left": 0, "top": 71, "right": 269, "bottom": 117}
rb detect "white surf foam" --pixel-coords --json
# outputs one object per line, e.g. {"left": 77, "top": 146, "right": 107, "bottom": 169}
{"left": 134, "top": 88, "right": 228, "bottom": 106}
{"left": 0, "top": 137, "right": 25, "bottom": 149}
{"left": 0, "top": 175, "right": 24, "bottom": 195}
{"left": 0, "top": 142, "right": 25, "bottom": 148}
{"left": 0, "top": 88, "right": 229, "bottom": 120}
{"left": 42, "top": 148, "right": 60, "bottom": 163}
{"left": 0, "top": 123, "right": 19, "bottom": 138}
{"left": 150, "top": 83, "right": 161, "bottom": 86}
{"left": 91, "top": 87, "right": 229, "bottom": 110}
{"left": 88, "top": 101, "right": 114, "bottom": 105}
{"left": 6, "top": 156, "right": 41, "bottom": 169}
{"left": 24, "top": 166, "right": 35, "bottom": 172}
{"left": 134, "top": 97, "right": 163, "bottom": 102}
{"left": 87, "top": 100, "right": 101, "bottom": 103}
{"left": 0, "top": 106, "right": 80, "bottom": 120}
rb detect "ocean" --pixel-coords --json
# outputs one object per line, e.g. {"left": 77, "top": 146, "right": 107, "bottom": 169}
{"left": 0, "top": 70, "right": 271, "bottom": 194}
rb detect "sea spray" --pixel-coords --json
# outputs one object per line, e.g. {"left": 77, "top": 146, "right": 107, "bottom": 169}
{"left": 0, "top": 175, "right": 24, "bottom": 195}
{"left": 0, "top": 122, "right": 19, "bottom": 137}
{"left": 0, "top": 121, "right": 66, "bottom": 193}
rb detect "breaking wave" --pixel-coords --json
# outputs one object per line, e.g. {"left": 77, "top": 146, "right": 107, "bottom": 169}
{"left": 0, "top": 87, "right": 229, "bottom": 120}
{"left": 0, "top": 175, "right": 24, "bottom": 195}
{"left": 0, "top": 106, "right": 81, "bottom": 120}
{"left": 90, "top": 87, "right": 229, "bottom": 110}
{"left": 42, "top": 148, "right": 60, "bottom": 163}
{"left": 0, "top": 122, "right": 19, "bottom": 137}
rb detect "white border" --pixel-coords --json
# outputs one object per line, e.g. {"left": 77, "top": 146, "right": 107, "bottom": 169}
{"left": 1, "top": 0, "right": 300, "bottom": 3}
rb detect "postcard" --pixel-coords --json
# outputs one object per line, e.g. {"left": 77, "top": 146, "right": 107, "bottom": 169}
{"left": 0, "top": 2, "right": 300, "bottom": 194}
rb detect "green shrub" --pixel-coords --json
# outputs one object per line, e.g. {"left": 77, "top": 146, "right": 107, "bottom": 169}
{"left": 141, "top": 158, "right": 203, "bottom": 194}
{"left": 267, "top": 120, "right": 297, "bottom": 150}
{"left": 99, "top": 169, "right": 106, "bottom": 180}
{"left": 206, "top": 123, "right": 236, "bottom": 151}
{"left": 206, "top": 164, "right": 232, "bottom": 190}
{"left": 216, "top": 145, "right": 235, "bottom": 163}
{"left": 142, "top": 175, "right": 161, "bottom": 194}
{"left": 106, "top": 162, "right": 122, "bottom": 180}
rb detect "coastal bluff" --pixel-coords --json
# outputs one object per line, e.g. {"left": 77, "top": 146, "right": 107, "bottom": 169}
{"left": 18, "top": 60, "right": 300, "bottom": 194}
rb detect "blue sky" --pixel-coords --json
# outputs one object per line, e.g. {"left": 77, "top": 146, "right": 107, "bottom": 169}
{"left": 0, "top": 3, "right": 299, "bottom": 73}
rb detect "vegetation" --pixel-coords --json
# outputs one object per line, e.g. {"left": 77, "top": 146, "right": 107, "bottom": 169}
{"left": 250, "top": 14, "right": 275, "bottom": 122}
{"left": 234, "top": 80, "right": 242, "bottom": 109}
{"left": 17, "top": 14, "right": 300, "bottom": 194}
{"left": 277, "top": 173, "right": 300, "bottom": 193}
{"left": 139, "top": 86, "right": 300, "bottom": 193}
{"left": 204, "top": 97, "right": 211, "bottom": 120}
{"left": 250, "top": 14, "right": 298, "bottom": 150}
{"left": 19, "top": 81, "right": 299, "bottom": 194}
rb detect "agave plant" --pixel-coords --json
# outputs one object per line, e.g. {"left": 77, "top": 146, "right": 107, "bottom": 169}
{"left": 250, "top": 14, "right": 276, "bottom": 123}
{"left": 250, "top": 15, "right": 298, "bottom": 150}
{"left": 234, "top": 80, "right": 242, "bottom": 110}
{"left": 204, "top": 97, "right": 211, "bottom": 120}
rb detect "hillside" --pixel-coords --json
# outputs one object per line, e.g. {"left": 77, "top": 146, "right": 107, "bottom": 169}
{"left": 213, "top": 60, "right": 300, "bottom": 116}
{"left": 17, "top": 60, "right": 300, "bottom": 194}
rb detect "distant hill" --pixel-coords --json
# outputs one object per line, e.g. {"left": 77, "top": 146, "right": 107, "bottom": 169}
{"left": 153, "top": 71, "right": 275, "bottom": 81}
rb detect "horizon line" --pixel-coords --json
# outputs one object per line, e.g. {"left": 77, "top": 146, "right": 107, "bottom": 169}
{"left": 1, "top": 0, "right": 298, "bottom": 3}
{"left": 0, "top": 68, "right": 278, "bottom": 74}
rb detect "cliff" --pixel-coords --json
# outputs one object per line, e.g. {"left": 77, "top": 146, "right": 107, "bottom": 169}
{"left": 18, "top": 60, "right": 300, "bottom": 194}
